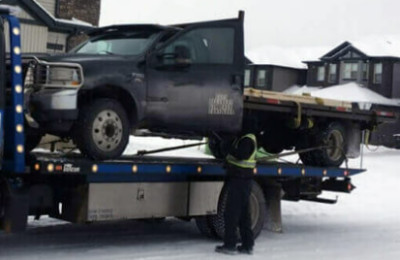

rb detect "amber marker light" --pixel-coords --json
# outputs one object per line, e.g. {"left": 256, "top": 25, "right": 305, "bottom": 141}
{"left": 47, "top": 164, "right": 54, "bottom": 172}
{"left": 16, "top": 145, "right": 23, "bottom": 153}
{"left": 253, "top": 168, "right": 258, "bottom": 175}
{"left": 323, "top": 170, "right": 328, "bottom": 176}
{"left": 34, "top": 163, "right": 40, "bottom": 171}
{"left": 278, "top": 168, "right": 282, "bottom": 175}
{"left": 14, "top": 46, "right": 21, "bottom": 55}
{"left": 15, "top": 85, "right": 22, "bottom": 93}
{"left": 301, "top": 169, "right": 306, "bottom": 176}
{"left": 166, "top": 165, "right": 171, "bottom": 173}
{"left": 197, "top": 166, "right": 202, "bottom": 173}
{"left": 132, "top": 165, "right": 138, "bottom": 173}
{"left": 13, "top": 27, "right": 20, "bottom": 35}
{"left": 16, "top": 105, "right": 23, "bottom": 113}
{"left": 92, "top": 164, "right": 98, "bottom": 173}
{"left": 16, "top": 124, "right": 23, "bottom": 133}
{"left": 14, "top": 66, "right": 22, "bottom": 74}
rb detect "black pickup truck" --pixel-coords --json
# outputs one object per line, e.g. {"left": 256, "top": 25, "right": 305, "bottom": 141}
{"left": 25, "top": 13, "right": 245, "bottom": 160}
{"left": 23, "top": 12, "right": 399, "bottom": 166}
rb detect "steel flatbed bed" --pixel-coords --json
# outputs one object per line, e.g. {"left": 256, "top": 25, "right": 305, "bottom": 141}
{"left": 26, "top": 153, "right": 365, "bottom": 182}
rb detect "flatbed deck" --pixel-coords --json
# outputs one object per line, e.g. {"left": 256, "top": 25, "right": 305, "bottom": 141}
{"left": 244, "top": 88, "right": 399, "bottom": 123}
{"left": 24, "top": 152, "right": 365, "bottom": 183}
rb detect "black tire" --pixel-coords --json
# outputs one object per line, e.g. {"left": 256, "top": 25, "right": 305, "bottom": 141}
{"left": 208, "top": 181, "right": 266, "bottom": 240}
{"left": 195, "top": 216, "right": 218, "bottom": 239}
{"left": 74, "top": 99, "right": 130, "bottom": 160}
{"left": 208, "top": 135, "right": 235, "bottom": 159}
{"left": 298, "top": 122, "right": 346, "bottom": 167}
{"left": 259, "top": 132, "right": 284, "bottom": 154}
{"left": 25, "top": 125, "right": 43, "bottom": 152}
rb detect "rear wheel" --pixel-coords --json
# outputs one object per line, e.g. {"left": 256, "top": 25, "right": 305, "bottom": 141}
{"left": 298, "top": 122, "right": 346, "bottom": 167}
{"left": 74, "top": 99, "right": 130, "bottom": 160}
{"left": 205, "top": 181, "right": 266, "bottom": 240}
{"left": 25, "top": 125, "right": 43, "bottom": 153}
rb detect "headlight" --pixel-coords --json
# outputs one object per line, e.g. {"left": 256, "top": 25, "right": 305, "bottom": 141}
{"left": 26, "top": 57, "right": 84, "bottom": 89}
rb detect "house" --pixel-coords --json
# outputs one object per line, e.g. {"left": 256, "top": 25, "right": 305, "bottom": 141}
{"left": 304, "top": 38, "right": 400, "bottom": 99}
{"left": 1, "top": 0, "right": 101, "bottom": 53}
{"left": 244, "top": 64, "right": 306, "bottom": 92}
{"left": 245, "top": 45, "right": 314, "bottom": 91}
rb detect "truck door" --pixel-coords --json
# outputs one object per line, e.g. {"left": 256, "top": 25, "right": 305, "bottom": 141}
{"left": 146, "top": 14, "right": 244, "bottom": 134}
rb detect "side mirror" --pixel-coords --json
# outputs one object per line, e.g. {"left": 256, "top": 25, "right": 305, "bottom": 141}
{"left": 155, "top": 45, "right": 192, "bottom": 69}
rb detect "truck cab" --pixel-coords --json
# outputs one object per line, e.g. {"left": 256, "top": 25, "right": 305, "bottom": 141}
{"left": 24, "top": 13, "right": 245, "bottom": 159}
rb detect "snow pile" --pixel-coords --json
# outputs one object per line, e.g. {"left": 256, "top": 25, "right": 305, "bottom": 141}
{"left": 285, "top": 82, "right": 400, "bottom": 107}
{"left": 246, "top": 45, "right": 327, "bottom": 69}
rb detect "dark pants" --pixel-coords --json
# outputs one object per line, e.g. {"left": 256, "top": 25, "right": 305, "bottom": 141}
{"left": 223, "top": 177, "right": 254, "bottom": 249}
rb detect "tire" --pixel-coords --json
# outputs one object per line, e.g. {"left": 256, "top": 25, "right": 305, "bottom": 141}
{"left": 74, "top": 99, "right": 130, "bottom": 160}
{"left": 195, "top": 216, "right": 218, "bottom": 239}
{"left": 25, "top": 125, "right": 43, "bottom": 153}
{"left": 259, "top": 132, "right": 284, "bottom": 154}
{"left": 208, "top": 135, "right": 235, "bottom": 159}
{"left": 208, "top": 181, "right": 266, "bottom": 240}
{"left": 298, "top": 122, "right": 346, "bottom": 167}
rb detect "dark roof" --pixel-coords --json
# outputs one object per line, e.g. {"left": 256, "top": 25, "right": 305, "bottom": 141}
{"left": 2, "top": 0, "right": 93, "bottom": 33}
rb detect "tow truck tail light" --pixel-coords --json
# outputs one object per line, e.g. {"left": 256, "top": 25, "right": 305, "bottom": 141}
{"left": 266, "top": 98, "right": 280, "bottom": 105}
{"left": 376, "top": 111, "right": 395, "bottom": 117}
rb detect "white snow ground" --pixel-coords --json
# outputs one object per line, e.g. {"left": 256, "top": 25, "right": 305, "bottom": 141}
{"left": 0, "top": 141, "right": 399, "bottom": 260}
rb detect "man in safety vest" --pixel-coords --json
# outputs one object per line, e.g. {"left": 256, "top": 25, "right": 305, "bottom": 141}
{"left": 215, "top": 133, "right": 257, "bottom": 255}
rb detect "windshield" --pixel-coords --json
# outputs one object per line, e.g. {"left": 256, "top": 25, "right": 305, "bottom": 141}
{"left": 72, "top": 31, "right": 159, "bottom": 55}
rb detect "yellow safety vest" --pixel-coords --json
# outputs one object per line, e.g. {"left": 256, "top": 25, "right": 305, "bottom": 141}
{"left": 226, "top": 133, "right": 257, "bottom": 169}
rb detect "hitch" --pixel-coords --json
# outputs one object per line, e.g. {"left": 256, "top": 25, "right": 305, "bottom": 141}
{"left": 301, "top": 196, "right": 338, "bottom": 204}
{"left": 322, "top": 178, "right": 356, "bottom": 193}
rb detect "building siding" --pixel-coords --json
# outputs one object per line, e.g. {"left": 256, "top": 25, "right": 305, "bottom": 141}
{"left": 47, "top": 31, "right": 68, "bottom": 53}
{"left": 272, "top": 67, "right": 304, "bottom": 92}
{"left": 392, "top": 63, "right": 400, "bottom": 99}
{"left": 36, "top": 0, "right": 57, "bottom": 16}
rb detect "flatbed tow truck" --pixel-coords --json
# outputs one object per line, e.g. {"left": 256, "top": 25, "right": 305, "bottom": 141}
{"left": 0, "top": 6, "right": 377, "bottom": 239}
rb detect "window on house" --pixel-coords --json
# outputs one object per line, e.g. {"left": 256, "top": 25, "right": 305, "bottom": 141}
{"left": 362, "top": 63, "right": 369, "bottom": 81}
{"left": 244, "top": 69, "right": 251, "bottom": 87}
{"left": 343, "top": 63, "right": 358, "bottom": 80}
{"left": 328, "top": 64, "right": 337, "bottom": 83}
{"left": 374, "top": 63, "right": 382, "bottom": 84}
{"left": 256, "top": 69, "right": 267, "bottom": 88}
{"left": 317, "top": 66, "right": 325, "bottom": 82}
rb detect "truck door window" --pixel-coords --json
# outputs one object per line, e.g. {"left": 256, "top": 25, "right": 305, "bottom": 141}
{"left": 161, "top": 27, "right": 234, "bottom": 65}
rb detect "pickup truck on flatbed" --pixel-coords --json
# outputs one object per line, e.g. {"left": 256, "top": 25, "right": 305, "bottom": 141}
{"left": 19, "top": 11, "right": 399, "bottom": 167}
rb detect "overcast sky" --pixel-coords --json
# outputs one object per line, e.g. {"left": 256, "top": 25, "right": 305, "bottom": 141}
{"left": 100, "top": 0, "right": 400, "bottom": 51}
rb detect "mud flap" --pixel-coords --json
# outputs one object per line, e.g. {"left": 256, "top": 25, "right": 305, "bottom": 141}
{"left": 264, "top": 183, "right": 283, "bottom": 233}
{"left": 0, "top": 183, "right": 29, "bottom": 233}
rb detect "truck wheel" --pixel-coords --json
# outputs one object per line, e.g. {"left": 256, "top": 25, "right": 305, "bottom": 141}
{"left": 25, "top": 125, "right": 43, "bottom": 153}
{"left": 74, "top": 99, "right": 130, "bottom": 160}
{"left": 195, "top": 216, "right": 218, "bottom": 239}
{"left": 259, "top": 131, "right": 284, "bottom": 154}
{"left": 209, "top": 181, "right": 266, "bottom": 240}
{"left": 299, "top": 122, "right": 346, "bottom": 167}
{"left": 208, "top": 135, "right": 234, "bottom": 159}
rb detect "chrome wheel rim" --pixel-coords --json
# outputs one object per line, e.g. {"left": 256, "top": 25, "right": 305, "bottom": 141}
{"left": 326, "top": 130, "right": 344, "bottom": 161}
{"left": 92, "top": 110, "right": 123, "bottom": 152}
